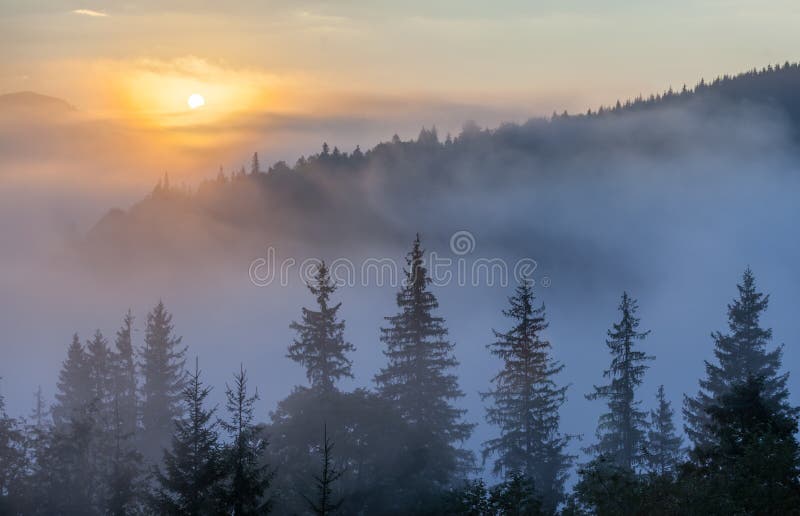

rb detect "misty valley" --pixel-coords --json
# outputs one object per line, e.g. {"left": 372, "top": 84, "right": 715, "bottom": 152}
{"left": 2, "top": 63, "right": 800, "bottom": 515}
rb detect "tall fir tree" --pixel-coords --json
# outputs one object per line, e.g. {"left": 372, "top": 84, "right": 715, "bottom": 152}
{"left": 644, "top": 385, "right": 682, "bottom": 476}
{"left": 107, "top": 312, "right": 144, "bottom": 516}
{"left": 304, "top": 424, "right": 344, "bottom": 516}
{"left": 219, "top": 365, "right": 273, "bottom": 515}
{"left": 41, "top": 392, "right": 99, "bottom": 514}
{"left": 107, "top": 397, "right": 143, "bottom": 516}
{"left": 85, "top": 330, "right": 117, "bottom": 508}
{"left": 586, "top": 292, "right": 653, "bottom": 471}
{"left": 139, "top": 301, "right": 187, "bottom": 464}
{"left": 29, "top": 385, "right": 48, "bottom": 434}
{"left": 153, "top": 359, "right": 222, "bottom": 515}
{"left": 27, "top": 385, "right": 50, "bottom": 461}
{"left": 288, "top": 262, "right": 355, "bottom": 393}
{"left": 86, "top": 330, "right": 114, "bottom": 428}
{"left": 375, "top": 235, "right": 473, "bottom": 486}
{"left": 52, "top": 333, "right": 91, "bottom": 427}
{"left": 251, "top": 152, "right": 260, "bottom": 175}
{"left": 113, "top": 310, "right": 138, "bottom": 440}
{"left": 683, "top": 267, "right": 789, "bottom": 447}
{"left": 23, "top": 386, "right": 51, "bottom": 513}
{"left": 482, "top": 279, "right": 572, "bottom": 513}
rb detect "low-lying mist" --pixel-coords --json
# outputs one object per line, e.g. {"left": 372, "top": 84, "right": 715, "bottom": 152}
{"left": 2, "top": 80, "right": 800, "bottom": 482}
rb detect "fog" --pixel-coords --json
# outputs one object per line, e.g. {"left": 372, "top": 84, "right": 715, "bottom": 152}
{"left": 2, "top": 86, "right": 800, "bottom": 486}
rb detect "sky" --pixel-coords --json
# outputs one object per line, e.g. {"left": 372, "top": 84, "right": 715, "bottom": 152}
{"left": 4, "top": 1, "right": 799, "bottom": 103}
{"left": 3, "top": 0, "right": 800, "bottom": 186}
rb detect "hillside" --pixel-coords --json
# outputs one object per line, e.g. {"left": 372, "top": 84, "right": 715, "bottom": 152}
{"left": 83, "top": 62, "right": 800, "bottom": 269}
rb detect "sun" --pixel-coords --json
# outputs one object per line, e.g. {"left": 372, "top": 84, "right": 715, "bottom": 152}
{"left": 187, "top": 93, "right": 205, "bottom": 109}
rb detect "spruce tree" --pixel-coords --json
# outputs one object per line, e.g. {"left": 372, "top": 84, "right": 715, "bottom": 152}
{"left": 140, "top": 301, "right": 187, "bottom": 464}
{"left": 108, "top": 312, "right": 144, "bottom": 516}
{"left": 23, "top": 386, "right": 51, "bottom": 513}
{"left": 52, "top": 333, "right": 91, "bottom": 427}
{"left": 288, "top": 262, "right": 354, "bottom": 393}
{"left": 686, "top": 376, "right": 800, "bottom": 513}
{"left": 86, "top": 330, "right": 114, "bottom": 429}
{"left": 684, "top": 267, "right": 789, "bottom": 447}
{"left": 42, "top": 395, "right": 99, "bottom": 514}
{"left": 107, "top": 397, "right": 143, "bottom": 516}
{"left": 0, "top": 385, "right": 27, "bottom": 512}
{"left": 482, "top": 279, "right": 572, "bottom": 512}
{"left": 85, "top": 330, "right": 116, "bottom": 509}
{"left": 644, "top": 385, "right": 682, "bottom": 476}
{"left": 219, "top": 365, "right": 273, "bottom": 515}
{"left": 106, "top": 401, "right": 143, "bottom": 516}
{"left": 153, "top": 359, "right": 222, "bottom": 515}
{"left": 29, "top": 385, "right": 48, "bottom": 433}
{"left": 488, "top": 472, "right": 543, "bottom": 516}
{"left": 586, "top": 292, "right": 653, "bottom": 471}
{"left": 375, "top": 235, "right": 473, "bottom": 485}
{"left": 113, "top": 310, "right": 138, "bottom": 440}
{"left": 27, "top": 385, "right": 50, "bottom": 460}
{"left": 304, "top": 424, "right": 343, "bottom": 516}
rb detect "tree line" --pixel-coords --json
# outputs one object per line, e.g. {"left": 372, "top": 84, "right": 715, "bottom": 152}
{"left": 1, "top": 237, "right": 798, "bottom": 514}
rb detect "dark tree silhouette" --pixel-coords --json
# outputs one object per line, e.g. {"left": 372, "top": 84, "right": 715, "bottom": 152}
{"left": 684, "top": 268, "right": 790, "bottom": 447}
{"left": 85, "top": 330, "right": 117, "bottom": 508}
{"left": 482, "top": 278, "right": 572, "bottom": 512}
{"left": 112, "top": 310, "right": 138, "bottom": 440}
{"left": 488, "top": 472, "right": 543, "bottom": 516}
{"left": 139, "top": 301, "right": 187, "bottom": 464}
{"left": 375, "top": 235, "right": 473, "bottom": 487}
{"left": 684, "top": 376, "right": 800, "bottom": 513}
{"left": 644, "top": 385, "right": 682, "bottom": 476}
{"left": 0, "top": 385, "right": 27, "bottom": 513}
{"left": 152, "top": 359, "right": 222, "bottom": 515}
{"left": 288, "top": 262, "right": 354, "bottom": 393}
{"left": 86, "top": 330, "right": 113, "bottom": 418}
{"left": 40, "top": 400, "right": 99, "bottom": 514}
{"left": 25, "top": 385, "right": 50, "bottom": 482}
{"left": 52, "top": 334, "right": 91, "bottom": 427}
{"left": 219, "top": 365, "right": 273, "bottom": 515}
{"left": 304, "top": 424, "right": 344, "bottom": 516}
{"left": 106, "top": 398, "right": 143, "bottom": 515}
{"left": 586, "top": 292, "right": 653, "bottom": 471}
{"left": 251, "top": 152, "right": 260, "bottom": 175}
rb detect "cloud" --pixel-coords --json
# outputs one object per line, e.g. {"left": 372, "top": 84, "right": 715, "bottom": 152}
{"left": 71, "top": 9, "right": 108, "bottom": 17}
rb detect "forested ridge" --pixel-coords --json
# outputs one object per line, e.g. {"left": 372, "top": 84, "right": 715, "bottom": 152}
{"left": 84, "top": 62, "right": 800, "bottom": 265}
{"left": 1, "top": 242, "right": 797, "bottom": 514}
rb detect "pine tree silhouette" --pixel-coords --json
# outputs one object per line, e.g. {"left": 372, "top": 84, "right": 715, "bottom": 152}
{"left": 684, "top": 268, "right": 790, "bottom": 447}
{"left": 288, "top": 262, "right": 354, "bottom": 393}
{"left": 139, "top": 301, "right": 187, "bottom": 464}
{"left": 644, "top": 385, "right": 682, "bottom": 476}
{"left": 219, "top": 365, "right": 273, "bottom": 515}
{"left": 375, "top": 235, "right": 473, "bottom": 486}
{"left": 152, "top": 359, "right": 222, "bottom": 515}
{"left": 303, "top": 424, "right": 344, "bottom": 516}
{"left": 586, "top": 292, "right": 654, "bottom": 471}
{"left": 482, "top": 278, "right": 572, "bottom": 512}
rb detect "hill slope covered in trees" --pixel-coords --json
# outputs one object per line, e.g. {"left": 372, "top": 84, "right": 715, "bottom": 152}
{"left": 83, "top": 62, "right": 800, "bottom": 269}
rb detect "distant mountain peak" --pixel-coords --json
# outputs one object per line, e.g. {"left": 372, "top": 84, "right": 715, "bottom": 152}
{"left": 0, "top": 91, "right": 76, "bottom": 112}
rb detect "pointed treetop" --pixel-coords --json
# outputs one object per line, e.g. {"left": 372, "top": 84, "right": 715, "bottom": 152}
{"left": 251, "top": 152, "right": 260, "bottom": 175}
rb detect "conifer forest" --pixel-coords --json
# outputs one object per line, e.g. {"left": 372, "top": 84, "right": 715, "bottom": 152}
{"left": 4, "top": 3, "right": 800, "bottom": 513}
